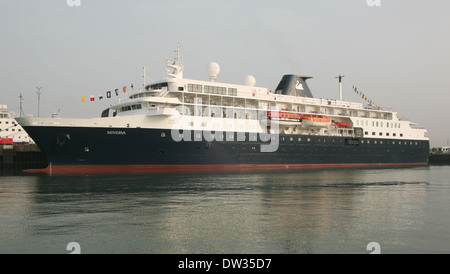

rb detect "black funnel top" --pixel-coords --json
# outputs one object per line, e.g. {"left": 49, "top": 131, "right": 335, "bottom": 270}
{"left": 274, "top": 75, "right": 314, "bottom": 98}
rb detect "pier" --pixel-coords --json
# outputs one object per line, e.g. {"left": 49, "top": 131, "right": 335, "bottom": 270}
{"left": 0, "top": 144, "right": 48, "bottom": 172}
{"left": 428, "top": 153, "right": 450, "bottom": 165}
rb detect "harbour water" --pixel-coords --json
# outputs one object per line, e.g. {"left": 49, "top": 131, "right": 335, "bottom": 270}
{"left": 0, "top": 166, "right": 449, "bottom": 254}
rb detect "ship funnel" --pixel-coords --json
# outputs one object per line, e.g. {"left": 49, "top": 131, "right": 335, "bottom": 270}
{"left": 274, "top": 75, "right": 314, "bottom": 98}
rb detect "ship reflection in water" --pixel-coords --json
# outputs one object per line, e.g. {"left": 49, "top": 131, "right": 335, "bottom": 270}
{"left": 1, "top": 166, "right": 449, "bottom": 254}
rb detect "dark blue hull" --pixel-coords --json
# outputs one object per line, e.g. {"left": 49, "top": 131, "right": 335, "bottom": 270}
{"left": 22, "top": 126, "right": 429, "bottom": 172}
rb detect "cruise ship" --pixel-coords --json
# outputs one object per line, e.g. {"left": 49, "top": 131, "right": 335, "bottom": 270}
{"left": 16, "top": 46, "right": 429, "bottom": 174}
{"left": 0, "top": 105, "right": 34, "bottom": 145}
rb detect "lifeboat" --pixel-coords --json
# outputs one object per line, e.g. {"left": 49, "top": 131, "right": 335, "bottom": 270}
{"left": 267, "top": 111, "right": 302, "bottom": 125}
{"left": 301, "top": 114, "right": 331, "bottom": 128}
{"left": 335, "top": 121, "right": 350, "bottom": 128}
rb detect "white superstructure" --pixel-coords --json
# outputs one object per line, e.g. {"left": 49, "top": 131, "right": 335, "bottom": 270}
{"left": 0, "top": 105, "right": 34, "bottom": 144}
{"left": 98, "top": 47, "right": 428, "bottom": 143}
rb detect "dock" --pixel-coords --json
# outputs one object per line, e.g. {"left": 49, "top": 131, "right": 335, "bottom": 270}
{"left": 428, "top": 153, "right": 450, "bottom": 165}
{"left": 0, "top": 144, "right": 48, "bottom": 172}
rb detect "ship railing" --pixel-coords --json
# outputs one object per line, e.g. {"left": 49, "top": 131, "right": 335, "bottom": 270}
{"left": 157, "top": 88, "right": 169, "bottom": 98}
{"left": 410, "top": 123, "right": 426, "bottom": 129}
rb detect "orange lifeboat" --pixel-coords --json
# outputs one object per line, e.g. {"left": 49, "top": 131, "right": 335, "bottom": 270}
{"left": 267, "top": 111, "right": 301, "bottom": 120}
{"left": 267, "top": 111, "right": 302, "bottom": 125}
{"left": 335, "top": 121, "right": 350, "bottom": 128}
{"left": 301, "top": 114, "right": 331, "bottom": 128}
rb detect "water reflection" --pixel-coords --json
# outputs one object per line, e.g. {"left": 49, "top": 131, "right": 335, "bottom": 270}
{"left": 0, "top": 167, "right": 432, "bottom": 253}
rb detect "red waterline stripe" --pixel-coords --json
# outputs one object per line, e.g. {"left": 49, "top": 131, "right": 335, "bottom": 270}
{"left": 24, "top": 162, "right": 429, "bottom": 175}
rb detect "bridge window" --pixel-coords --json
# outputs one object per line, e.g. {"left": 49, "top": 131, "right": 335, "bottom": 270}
{"left": 188, "top": 84, "right": 202, "bottom": 93}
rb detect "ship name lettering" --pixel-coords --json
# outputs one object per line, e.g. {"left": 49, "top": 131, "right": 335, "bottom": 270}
{"left": 107, "top": 130, "right": 126, "bottom": 135}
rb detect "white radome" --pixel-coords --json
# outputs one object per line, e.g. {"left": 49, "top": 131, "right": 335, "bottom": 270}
{"left": 206, "top": 62, "right": 220, "bottom": 81}
{"left": 244, "top": 75, "right": 256, "bottom": 87}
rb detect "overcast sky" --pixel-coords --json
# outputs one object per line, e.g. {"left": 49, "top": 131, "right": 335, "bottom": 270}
{"left": 1, "top": 0, "right": 449, "bottom": 147}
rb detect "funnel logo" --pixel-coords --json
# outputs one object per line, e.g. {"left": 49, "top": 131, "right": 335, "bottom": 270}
{"left": 67, "top": 0, "right": 81, "bottom": 7}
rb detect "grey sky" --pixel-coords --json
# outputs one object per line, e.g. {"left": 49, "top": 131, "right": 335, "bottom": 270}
{"left": 1, "top": 0, "right": 449, "bottom": 147}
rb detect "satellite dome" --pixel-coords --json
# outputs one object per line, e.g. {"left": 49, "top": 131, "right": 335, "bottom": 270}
{"left": 244, "top": 75, "right": 256, "bottom": 87}
{"left": 206, "top": 62, "right": 220, "bottom": 81}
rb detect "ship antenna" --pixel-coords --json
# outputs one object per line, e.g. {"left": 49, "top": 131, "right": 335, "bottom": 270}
{"left": 143, "top": 66, "right": 146, "bottom": 91}
{"left": 166, "top": 43, "right": 184, "bottom": 79}
{"left": 36, "top": 86, "right": 43, "bottom": 117}
{"left": 177, "top": 43, "right": 183, "bottom": 66}
{"left": 19, "top": 93, "right": 24, "bottom": 117}
{"left": 335, "top": 75, "right": 345, "bottom": 101}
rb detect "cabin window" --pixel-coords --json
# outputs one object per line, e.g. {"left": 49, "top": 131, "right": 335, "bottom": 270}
{"left": 228, "top": 88, "right": 237, "bottom": 96}
{"left": 400, "top": 133, "right": 403, "bottom": 137}
{"left": 188, "top": 84, "right": 202, "bottom": 93}
{"left": 150, "top": 82, "right": 168, "bottom": 90}
{"left": 205, "top": 85, "right": 226, "bottom": 95}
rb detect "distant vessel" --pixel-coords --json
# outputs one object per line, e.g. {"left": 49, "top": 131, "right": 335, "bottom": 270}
{"left": 0, "top": 105, "right": 34, "bottom": 144}
{"left": 16, "top": 45, "right": 430, "bottom": 174}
